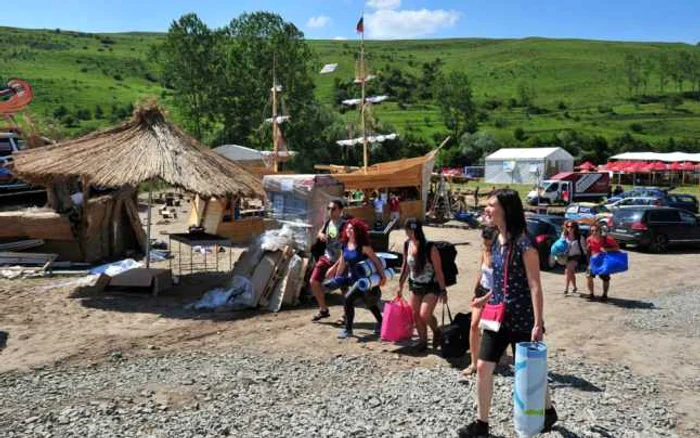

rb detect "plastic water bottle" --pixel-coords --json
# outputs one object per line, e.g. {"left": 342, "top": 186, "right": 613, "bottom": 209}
{"left": 354, "top": 258, "right": 387, "bottom": 278}
{"left": 514, "top": 342, "right": 547, "bottom": 438}
{"left": 357, "top": 268, "right": 395, "bottom": 292}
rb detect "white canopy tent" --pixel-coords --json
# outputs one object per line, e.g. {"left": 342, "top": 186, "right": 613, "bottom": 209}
{"left": 610, "top": 152, "right": 700, "bottom": 163}
{"left": 485, "top": 147, "right": 574, "bottom": 184}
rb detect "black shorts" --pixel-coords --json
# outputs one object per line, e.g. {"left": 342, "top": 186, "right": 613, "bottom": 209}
{"left": 409, "top": 280, "right": 444, "bottom": 297}
{"left": 479, "top": 327, "right": 531, "bottom": 363}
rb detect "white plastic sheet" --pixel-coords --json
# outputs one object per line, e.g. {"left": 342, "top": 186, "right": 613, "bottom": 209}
{"left": 89, "top": 259, "right": 142, "bottom": 277}
{"left": 187, "top": 276, "right": 255, "bottom": 311}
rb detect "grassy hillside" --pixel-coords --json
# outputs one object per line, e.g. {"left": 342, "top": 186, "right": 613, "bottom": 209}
{"left": 2, "top": 26, "right": 699, "bottom": 149}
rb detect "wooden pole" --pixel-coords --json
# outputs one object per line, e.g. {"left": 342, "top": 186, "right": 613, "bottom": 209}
{"left": 146, "top": 184, "right": 153, "bottom": 268}
{"left": 272, "top": 53, "right": 279, "bottom": 174}
{"left": 360, "top": 28, "right": 368, "bottom": 174}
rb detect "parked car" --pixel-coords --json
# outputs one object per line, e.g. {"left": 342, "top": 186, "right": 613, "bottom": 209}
{"left": 526, "top": 214, "right": 565, "bottom": 270}
{"left": 607, "top": 206, "right": 700, "bottom": 253}
{"left": 604, "top": 196, "right": 665, "bottom": 210}
{"left": 565, "top": 202, "right": 611, "bottom": 233}
{"left": 665, "top": 194, "right": 699, "bottom": 214}
{"left": 607, "top": 187, "right": 668, "bottom": 204}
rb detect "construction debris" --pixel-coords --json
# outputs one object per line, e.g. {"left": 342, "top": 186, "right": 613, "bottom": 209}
{"left": 191, "top": 227, "right": 311, "bottom": 312}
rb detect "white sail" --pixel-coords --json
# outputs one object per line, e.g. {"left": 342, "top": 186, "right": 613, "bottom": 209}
{"left": 265, "top": 115, "right": 291, "bottom": 124}
{"left": 341, "top": 95, "right": 389, "bottom": 107}
{"left": 336, "top": 133, "right": 398, "bottom": 147}
{"left": 320, "top": 63, "right": 338, "bottom": 74}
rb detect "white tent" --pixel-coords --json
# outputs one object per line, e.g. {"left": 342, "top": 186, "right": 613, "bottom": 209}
{"left": 485, "top": 147, "right": 574, "bottom": 184}
{"left": 610, "top": 152, "right": 700, "bottom": 163}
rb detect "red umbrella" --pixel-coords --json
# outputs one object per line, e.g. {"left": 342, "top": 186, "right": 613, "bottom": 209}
{"left": 628, "top": 162, "right": 649, "bottom": 173}
{"left": 670, "top": 162, "right": 683, "bottom": 171}
{"left": 679, "top": 162, "right": 696, "bottom": 171}
{"left": 577, "top": 161, "right": 596, "bottom": 171}
{"left": 650, "top": 161, "right": 667, "bottom": 171}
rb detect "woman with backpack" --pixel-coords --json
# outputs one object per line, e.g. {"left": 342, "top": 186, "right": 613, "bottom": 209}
{"left": 463, "top": 226, "right": 497, "bottom": 376}
{"left": 562, "top": 221, "right": 587, "bottom": 295}
{"left": 458, "top": 189, "right": 557, "bottom": 438}
{"left": 333, "top": 217, "right": 386, "bottom": 339}
{"left": 396, "top": 218, "right": 448, "bottom": 352}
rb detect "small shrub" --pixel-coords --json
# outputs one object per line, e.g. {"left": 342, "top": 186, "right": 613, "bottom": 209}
{"left": 558, "top": 101, "right": 568, "bottom": 110}
{"left": 483, "top": 98, "right": 502, "bottom": 111}
{"left": 514, "top": 127, "right": 527, "bottom": 141}
{"left": 144, "top": 72, "right": 158, "bottom": 83}
{"left": 629, "top": 123, "right": 644, "bottom": 133}
{"left": 494, "top": 117, "right": 509, "bottom": 128}
{"left": 80, "top": 67, "right": 88, "bottom": 73}
{"left": 113, "top": 74, "right": 123, "bottom": 81}
{"left": 75, "top": 108, "right": 92, "bottom": 120}
{"left": 597, "top": 104, "right": 614, "bottom": 114}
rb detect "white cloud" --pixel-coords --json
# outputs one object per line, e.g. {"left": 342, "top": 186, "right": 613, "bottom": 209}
{"left": 366, "top": 8, "right": 460, "bottom": 39}
{"left": 307, "top": 16, "right": 331, "bottom": 29}
{"left": 366, "top": 0, "right": 401, "bottom": 10}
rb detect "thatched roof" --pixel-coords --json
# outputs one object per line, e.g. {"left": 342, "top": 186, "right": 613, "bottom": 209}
{"left": 13, "top": 104, "right": 264, "bottom": 198}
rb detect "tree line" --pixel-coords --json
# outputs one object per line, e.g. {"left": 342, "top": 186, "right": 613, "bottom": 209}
{"left": 157, "top": 12, "right": 700, "bottom": 170}
{"left": 623, "top": 49, "right": 700, "bottom": 96}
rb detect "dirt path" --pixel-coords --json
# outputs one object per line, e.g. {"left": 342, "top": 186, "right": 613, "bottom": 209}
{"left": 1, "top": 225, "right": 699, "bottom": 435}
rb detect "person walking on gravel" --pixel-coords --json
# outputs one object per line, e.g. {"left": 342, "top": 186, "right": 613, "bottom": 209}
{"left": 585, "top": 223, "right": 619, "bottom": 302}
{"left": 309, "top": 200, "right": 346, "bottom": 322}
{"left": 333, "top": 218, "right": 386, "bottom": 339}
{"left": 463, "top": 226, "right": 496, "bottom": 376}
{"left": 458, "top": 189, "right": 557, "bottom": 438}
{"left": 396, "top": 219, "right": 448, "bottom": 352}
{"left": 563, "top": 221, "right": 587, "bottom": 295}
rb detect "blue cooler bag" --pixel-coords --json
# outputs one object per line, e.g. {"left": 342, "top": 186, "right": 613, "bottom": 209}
{"left": 550, "top": 238, "right": 568, "bottom": 257}
{"left": 589, "top": 251, "right": 628, "bottom": 276}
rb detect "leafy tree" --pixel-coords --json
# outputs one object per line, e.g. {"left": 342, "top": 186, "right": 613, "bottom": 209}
{"left": 214, "top": 12, "right": 316, "bottom": 148}
{"left": 658, "top": 52, "right": 671, "bottom": 93}
{"left": 435, "top": 71, "right": 478, "bottom": 139}
{"left": 157, "top": 13, "right": 218, "bottom": 139}
{"left": 94, "top": 105, "right": 104, "bottom": 119}
{"left": 513, "top": 127, "right": 526, "bottom": 141}
{"left": 623, "top": 54, "right": 642, "bottom": 96}
{"left": 459, "top": 131, "right": 499, "bottom": 165}
{"left": 516, "top": 81, "right": 537, "bottom": 107}
{"left": 418, "top": 58, "right": 443, "bottom": 100}
{"left": 53, "top": 105, "right": 69, "bottom": 119}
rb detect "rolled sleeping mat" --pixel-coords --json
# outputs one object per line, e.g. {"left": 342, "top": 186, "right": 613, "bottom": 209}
{"left": 357, "top": 268, "right": 395, "bottom": 292}
{"left": 354, "top": 258, "right": 387, "bottom": 278}
{"left": 514, "top": 342, "right": 548, "bottom": 438}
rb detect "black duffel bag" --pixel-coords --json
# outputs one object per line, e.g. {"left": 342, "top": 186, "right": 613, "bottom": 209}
{"left": 439, "top": 304, "right": 471, "bottom": 359}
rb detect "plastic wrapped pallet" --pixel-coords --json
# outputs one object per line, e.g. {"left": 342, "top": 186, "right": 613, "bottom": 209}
{"left": 263, "top": 174, "right": 344, "bottom": 252}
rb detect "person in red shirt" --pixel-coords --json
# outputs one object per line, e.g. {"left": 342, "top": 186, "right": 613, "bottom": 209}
{"left": 585, "top": 223, "right": 619, "bottom": 302}
{"left": 388, "top": 193, "right": 401, "bottom": 226}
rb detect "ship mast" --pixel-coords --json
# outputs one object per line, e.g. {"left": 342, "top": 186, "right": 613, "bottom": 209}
{"left": 271, "top": 53, "right": 279, "bottom": 173}
{"left": 359, "top": 30, "right": 368, "bottom": 174}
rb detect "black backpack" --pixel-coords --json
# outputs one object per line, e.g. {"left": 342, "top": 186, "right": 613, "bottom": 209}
{"left": 439, "top": 304, "right": 471, "bottom": 358}
{"left": 403, "top": 240, "right": 458, "bottom": 287}
{"left": 430, "top": 241, "right": 458, "bottom": 287}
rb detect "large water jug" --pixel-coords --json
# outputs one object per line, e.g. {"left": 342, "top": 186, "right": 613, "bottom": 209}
{"left": 514, "top": 342, "right": 547, "bottom": 438}
{"left": 357, "top": 268, "right": 395, "bottom": 291}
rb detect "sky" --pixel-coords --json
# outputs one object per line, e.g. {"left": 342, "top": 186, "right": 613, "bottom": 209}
{"left": 2, "top": 0, "right": 699, "bottom": 43}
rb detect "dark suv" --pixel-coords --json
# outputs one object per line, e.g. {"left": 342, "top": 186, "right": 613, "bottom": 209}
{"left": 608, "top": 206, "right": 700, "bottom": 252}
{"left": 666, "top": 194, "right": 699, "bottom": 214}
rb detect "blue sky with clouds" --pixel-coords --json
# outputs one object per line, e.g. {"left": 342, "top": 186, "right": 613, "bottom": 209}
{"left": 2, "top": 0, "right": 698, "bottom": 43}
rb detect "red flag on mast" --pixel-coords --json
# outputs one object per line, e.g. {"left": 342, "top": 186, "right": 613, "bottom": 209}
{"left": 356, "top": 16, "right": 364, "bottom": 33}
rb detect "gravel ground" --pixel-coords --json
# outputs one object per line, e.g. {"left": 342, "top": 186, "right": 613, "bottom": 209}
{"left": 627, "top": 288, "right": 700, "bottom": 338}
{"left": 0, "top": 350, "right": 679, "bottom": 438}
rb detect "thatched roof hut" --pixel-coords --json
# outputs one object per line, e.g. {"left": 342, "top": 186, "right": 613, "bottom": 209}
{"left": 13, "top": 103, "right": 263, "bottom": 198}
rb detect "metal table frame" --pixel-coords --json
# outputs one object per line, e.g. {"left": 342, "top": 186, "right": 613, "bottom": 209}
{"left": 168, "top": 233, "right": 234, "bottom": 276}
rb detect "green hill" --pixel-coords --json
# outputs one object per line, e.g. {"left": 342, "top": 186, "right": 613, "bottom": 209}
{"left": 2, "top": 26, "right": 699, "bottom": 151}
